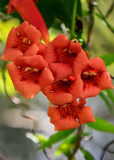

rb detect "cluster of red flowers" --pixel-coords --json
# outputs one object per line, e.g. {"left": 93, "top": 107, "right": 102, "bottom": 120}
{"left": 1, "top": 22, "right": 113, "bottom": 131}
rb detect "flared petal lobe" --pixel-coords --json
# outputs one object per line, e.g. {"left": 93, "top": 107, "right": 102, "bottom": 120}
{"left": 51, "top": 34, "right": 69, "bottom": 49}
{"left": 7, "top": 0, "right": 50, "bottom": 44}
{"left": 1, "top": 21, "right": 41, "bottom": 62}
{"left": 7, "top": 55, "right": 54, "bottom": 98}
{"left": 48, "top": 99, "right": 95, "bottom": 131}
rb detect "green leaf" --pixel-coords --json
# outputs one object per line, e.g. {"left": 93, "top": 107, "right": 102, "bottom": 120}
{"left": 87, "top": 118, "right": 114, "bottom": 133}
{"left": 106, "top": 62, "right": 114, "bottom": 77}
{"left": 35, "top": 134, "right": 48, "bottom": 145}
{"left": 38, "top": 0, "right": 82, "bottom": 31}
{"left": 54, "top": 135, "right": 77, "bottom": 158}
{"left": 38, "top": 129, "right": 75, "bottom": 149}
{"left": 80, "top": 147, "right": 95, "bottom": 160}
{"left": 99, "top": 92, "right": 113, "bottom": 113}
{"left": 99, "top": 54, "right": 114, "bottom": 66}
{"left": 105, "top": 89, "right": 114, "bottom": 103}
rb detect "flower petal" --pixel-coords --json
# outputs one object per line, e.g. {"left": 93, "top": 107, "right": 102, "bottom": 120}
{"left": 77, "top": 106, "right": 95, "bottom": 124}
{"left": 24, "top": 44, "right": 39, "bottom": 56}
{"left": 14, "top": 80, "right": 41, "bottom": 98}
{"left": 24, "top": 55, "right": 48, "bottom": 69}
{"left": 16, "top": 21, "right": 29, "bottom": 36}
{"left": 53, "top": 116, "right": 80, "bottom": 131}
{"left": 42, "top": 45, "right": 57, "bottom": 64}
{"left": 43, "top": 85, "right": 72, "bottom": 106}
{"left": 97, "top": 72, "right": 113, "bottom": 90}
{"left": 1, "top": 48, "right": 23, "bottom": 62}
{"left": 39, "top": 68, "right": 54, "bottom": 87}
{"left": 7, "top": 63, "right": 22, "bottom": 82}
{"left": 68, "top": 40, "right": 82, "bottom": 53}
{"left": 82, "top": 81, "right": 101, "bottom": 98}
{"left": 6, "top": 27, "right": 18, "bottom": 48}
{"left": 51, "top": 34, "right": 69, "bottom": 49}
{"left": 48, "top": 106, "right": 62, "bottom": 122}
{"left": 49, "top": 62, "right": 73, "bottom": 81}
{"left": 24, "top": 24, "right": 41, "bottom": 45}
{"left": 73, "top": 50, "right": 89, "bottom": 74}
{"left": 37, "top": 43, "right": 46, "bottom": 55}
{"left": 7, "top": 63, "right": 41, "bottom": 99}
{"left": 69, "top": 79, "right": 83, "bottom": 99}
{"left": 89, "top": 57, "right": 107, "bottom": 72}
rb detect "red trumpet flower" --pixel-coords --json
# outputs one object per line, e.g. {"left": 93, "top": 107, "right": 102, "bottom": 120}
{"left": 48, "top": 99, "right": 95, "bottom": 131}
{"left": 1, "top": 21, "right": 41, "bottom": 62}
{"left": 7, "top": 0, "right": 50, "bottom": 44}
{"left": 43, "top": 34, "right": 89, "bottom": 80}
{"left": 7, "top": 55, "right": 54, "bottom": 98}
{"left": 74, "top": 57, "right": 113, "bottom": 98}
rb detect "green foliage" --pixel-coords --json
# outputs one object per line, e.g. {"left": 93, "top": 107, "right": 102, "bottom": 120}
{"left": 38, "top": 0, "right": 82, "bottom": 31}
{"left": 38, "top": 129, "right": 75, "bottom": 149}
{"left": 100, "top": 54, "right": 114, "bottom": 66}
{"left": 54, "top": 135, "right": 77, "bottom": 157}
{"left": 99, "top": 91, "right": 114, "bottom": 113}
{"left": 80, "top": 147, "right": 95, "bottom": 160}
{"left": 87, "top": 118, "right": 114, "bottom": 133}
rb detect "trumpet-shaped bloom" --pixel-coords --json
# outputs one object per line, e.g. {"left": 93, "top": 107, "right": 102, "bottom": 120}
{"left": 42, "top": 74, "right": 83, "bottom": 106}
{"left": 7, "top": 0, "right": 50, "bottom": 44}
{"left": 7, "top": 55, "right": 54, "bottom": 98}
{"left": 43, "top": 34, "right": 88, "bottom": 80}
{"left": 48, "top": 99, "right": 95, "bottom": 131}
{"left": 1, "top": 21, "right": 41, "bottom": 62}
{"left": 74, "top": 57, "right": 113, "bottom": 98}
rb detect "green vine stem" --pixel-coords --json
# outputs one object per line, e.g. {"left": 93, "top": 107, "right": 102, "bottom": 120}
{"left": 70, "top": 0, "right": 78, "bottom": 39}
{"left": 68, "top": 125, "right": 85, "bottom": 160}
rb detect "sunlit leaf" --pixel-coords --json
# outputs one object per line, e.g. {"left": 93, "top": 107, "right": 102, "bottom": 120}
{"left": 100, "top": 54, "right": 114, "bottom": 66}
{"left": 99, "top": 92, "right": 113, "bottom": 113}
{"left": 87, "top": 118, "right": 114, "bottom": 133}
{"left": 80, "top": 147, "right": 95, "bottom": 160}
{"left": 106, "top": 63, "right": 114, "bottom": 77}
{"left": 35, "top": 134, "right": 48, "bottom": 144}
{"left": 104, "top": 89, "right": 114, "bottom": 103}
{"left": 38, "top": 129, "right": 75, "bottom": 149}
{"left": 0, "top": 18, "right": 20, "bottom": 43}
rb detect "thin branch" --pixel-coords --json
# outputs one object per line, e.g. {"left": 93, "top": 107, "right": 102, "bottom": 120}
{"left": 70, "top": 0, "right": 78, "bottom": 39}
{"left": 96, "top": 5, "right": 114, "bottom": 33}
{"left": 105, "top": 2, "right": 114, "bottom": 18}
{"left": 87, "top": 0, "right": 95, "bottom": 52}
{"left": 100, "top": 140, "right": 114, "bottom": 160}
{"left": 43, "top": 149, "right": 52, "bottom": 160}
{"left": 68, "top": 125, "right": 85, "bottom": 160}
{"left": 110, "top": 75, "right": 114, "bottom": 80}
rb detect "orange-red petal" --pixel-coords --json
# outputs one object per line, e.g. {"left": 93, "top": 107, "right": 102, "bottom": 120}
{"left": 24, "top": 55, "right": 48, "bottom": 69}
{"left": 73, "top": 50, "right": 89, "bottom": 74}
{"left": 68, "top": 40, "right": 82, "bottom": 53}
{"left": 77, "top": 106, "right": 95, "bottom": 124}
{"left": 24, "top": 44, "right": 39, "bottom": 56}
{"left": 24, "top": 24, "right": 41, "bottom": 45}
{"left": 1, "top": 48, "right": 23, "bottom": 62}
{"left": 51, "top": 34, "right": 69, "bottom": 49}
{"left": 38, "top": 68, "right": 54, "bottom": 87}
{"left": 49, "top": 62, "right": 73, "bottom": 81}
{"left": 89, "top": 57, "right": 107, "bottom": 72}
{"left": 69, "top": 79, "right": 83, "bottom": 99}
{"left": 97, "top": 72, "right": 113, "bottom": 90}
{"left": 7, "top": 63, "right": 41, "bottom": 99}
{"left": 42, "top": 45, "right": 57, "bottom": 64}
{"left": 82, "top": 81, "right": 101, "bottom": 98}
{"left": 53, "top": 116, "right": 80, "bottom": 131}
{"left": 43, "top": 85, "right": 72, "bottom": 106}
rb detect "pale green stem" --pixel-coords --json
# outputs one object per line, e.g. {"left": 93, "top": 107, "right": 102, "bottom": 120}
{"left": 70, "top": 0, "right": 78, "bottom": 39}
